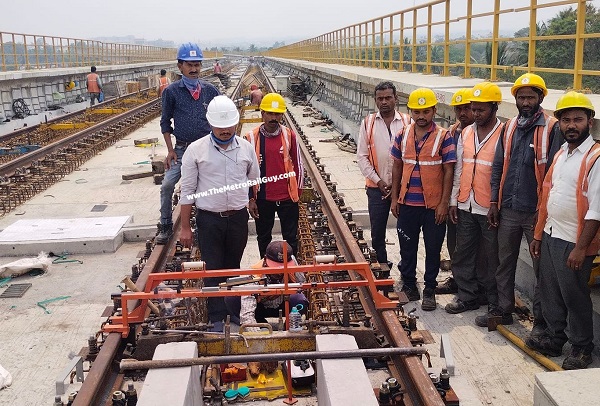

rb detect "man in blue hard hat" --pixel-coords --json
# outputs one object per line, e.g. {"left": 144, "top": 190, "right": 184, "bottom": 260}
{"left": 156, "top": 42, "right": 220, "bottom": 244}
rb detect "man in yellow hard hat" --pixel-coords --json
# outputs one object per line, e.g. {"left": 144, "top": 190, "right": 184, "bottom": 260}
{"left": 526, "top": 92, "right": 599, "bottom": 369}
{"left": 480, "top": 73, "right": 563, "bottom": 329}
{"left": 357, "top": 81, "right": 410, "bottom": 269}
{"left": 245, "top": 93, "right": 304, "bottom": 258}
{"left": 446, "top": 83, "right": 504, "bottom": 315}
{"left": 390, "top": 88, "right": 456, "bottom": 311}
{"left": 436, "top": 88, "right": 475, "bottom": 296}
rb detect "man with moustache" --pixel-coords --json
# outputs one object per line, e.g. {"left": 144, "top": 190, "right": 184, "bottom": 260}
{"left": 179, "top": 95, "right": 260, "bottom": 327}
{"left": 436, "top": 88, "right": 474, "bottom": 295}
{"left": 156, "top": 42, "right": 220, "bottom": 244}
{"left": 357, "top": 81, "right": 410, "bottom": 268}
{"left": 245, "top": 93, "right": 304, "bottom": 258}
{"left": 526, "top": 92, "right": 599, "bottom": 369}
{"left": 480, "top": 73, "right": 562, "bottom": 328}
{"left": 390, "top": 88, "right": 456, "bottom": 310}
{"left": 446, "top": 83, "right": 503, "bottom": 315}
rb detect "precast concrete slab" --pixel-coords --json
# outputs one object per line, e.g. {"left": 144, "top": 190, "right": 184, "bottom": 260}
{"left": 534, "top": 368, "right": 600, "bottom": 406}
{"left": 0, "top": 216, "right": 130, "bottom": 256}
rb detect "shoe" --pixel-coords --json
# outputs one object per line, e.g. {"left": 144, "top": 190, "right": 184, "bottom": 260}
{"left": 529, "top": 319, "right": 547, "bottom": 339}
{"left": 401, "top": 285, "right": 420, "bottom": 302}
{"left": 525, "top": 334, "right": 563, "bottom": 357}
{"left": 435, "top": 277, "right": 458, "bottom": 294}
{"left": 475, "top": 308, "right": 513, "bottom": 327}
{"left": 155, "top": 224, "right": 173, "bottom": 245}
{"left": 562, "top": 344, "right": 593, "bottom": 370}
{"left": 421, "top": 288, "right": 437, "bottom": 311}
{"left": 445, "top": 299, "right": 479, "bottom": 314}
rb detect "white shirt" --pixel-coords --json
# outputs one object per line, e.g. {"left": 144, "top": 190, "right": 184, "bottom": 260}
{"left": 451, "top": 119, "right": 501, "bottom": 216}
{"left": 179, "top": 135, "right": 260, "bottom": 211}
{"left": 545, "top": 136, "right": 600, "bottom": 243}
{"left": 357, "top": 111, "right": 409, "bottom": 186}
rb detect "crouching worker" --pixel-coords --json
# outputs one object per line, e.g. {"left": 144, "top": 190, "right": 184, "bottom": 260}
{"left": 225, "top": 241, "right": 308, "bottom": 328}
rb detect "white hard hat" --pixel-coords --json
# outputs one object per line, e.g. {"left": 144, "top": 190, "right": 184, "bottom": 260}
{"left": 206, "top": 95, "right": 240, "bottom": 128}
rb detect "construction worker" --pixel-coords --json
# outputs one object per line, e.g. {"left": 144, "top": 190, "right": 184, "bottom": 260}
{"left": 245, "top": 93, "right": 304, "bottom": 258}
{"left": 479, "top": 73, "right": 562, "bottom": 328}
{"left": 214, "top": 60, "right": 222, "bottom": 74}
{"left": 156, "top": 42, "right": 220, "bottom": 244}
{"left": 249, "top": 84, "right": 263, "bottom": 106}
{"left": 357, "top": 81, "right": 410, "bottom": 268}
{"left": 526, "top": 92, "right": 599, "bottom": 369}
{"left": 86, "top": 66, "right": 102, "bottom": 107}
{"left": 390, "top": 88, "right": 456, "bottom": 311}
{"left": 436, "top": 88, "right": 474, "bottom": 295}
{"left": 445, "top": 83, "right": 504, "bottom": 315}
{"left": 157, "top": 69, "right": 170, "bottom": 98}
{"left": 179, "top": 95, "right": 259, "bottom": 328}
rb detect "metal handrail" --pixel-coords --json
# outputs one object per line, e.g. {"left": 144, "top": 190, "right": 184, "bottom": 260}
{"left": 266, "top": 0, "right": 598, "bottom": 90}
{"left": 0, "top": 31, "right": 223, "bottom": 72}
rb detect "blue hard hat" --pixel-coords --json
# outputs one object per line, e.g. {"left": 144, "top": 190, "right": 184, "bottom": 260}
{"left": 177, "top": 43, "right": 203, "bottom": 61}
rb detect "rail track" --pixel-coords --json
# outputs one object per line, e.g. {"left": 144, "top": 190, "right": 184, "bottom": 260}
{"left": 69, "top": 63, "right": 451, "bottom": 406}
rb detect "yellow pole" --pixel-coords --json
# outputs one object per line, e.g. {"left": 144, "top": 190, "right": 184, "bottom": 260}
{"left": 573, "top": 0, "right": 586, "bottom": 90}
{"left": 496, "top": 325, "right": 563, "bottom": 372}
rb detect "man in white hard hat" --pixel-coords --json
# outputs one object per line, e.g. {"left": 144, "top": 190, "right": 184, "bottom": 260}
{"left": 179, "top": 95, "right": 260, "bottom": 326}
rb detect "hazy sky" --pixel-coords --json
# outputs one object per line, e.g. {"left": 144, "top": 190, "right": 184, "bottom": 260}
{"left": 1, "top": 1, "right": 596, "bottom": 48}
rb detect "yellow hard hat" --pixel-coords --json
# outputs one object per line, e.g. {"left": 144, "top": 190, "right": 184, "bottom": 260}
{"left": 511, "top": 73, "right": 548, "bottom": 97}
{"left": 554, "top": 91, "right": 595, "bottom": 118}
{"left": 260, "top": 93, "right": 287, "bottom": 113}
{"left": 407, "top": 88, "right": 437, "bottom": 109}
{"left": 469, "top": 82, "right": 503, "bottom": 103}
{"left": 450, "top": 88, "right": 473, "bottom": 106}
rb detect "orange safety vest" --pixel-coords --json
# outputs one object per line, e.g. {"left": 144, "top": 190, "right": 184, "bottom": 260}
{"left": 364, "top": 112, "right": 411, "bottom": 188}
{"left": 457, "top": 122, "right": 504, "bottom": 208}
{"left": 86, "top": 73, "right": 101, "bottom": 93}
{"left": 448, "top": 122, "right": 461, "bottom": 139}
{"left": 535, "top": 142, "right": 600, "bottom": 255}
{"left": 245, "top": 126, "right": 300, "bottom": 202}
{"left": 158, "top": 76, "right": 169, "bottom": 96}
{"left": 497, "top": 113, "right": 558, "bottom": 208}
{"left": 398, "top": 123, "right": 449, "bottom": 209}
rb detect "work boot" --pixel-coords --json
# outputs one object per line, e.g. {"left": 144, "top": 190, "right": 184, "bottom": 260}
{"left": 562, "top": 343, "right": 594, "bottom": 370}
{"left": 155, "top": 223, "right": 173, "bottom": 245}
{"left": 475, "top": 308, "right": 513, "bottom": 327}
{"left": 524, "top": 334, "right": 563, "bottom": 357}
{"left": 435, "top": 277, "right": 458, "bottom": 294}
{"left": 445, "top": 299, "right": 479, "bottom": 314}
{"left": 421, "top": 288, "right": 437, "bottom": 311}
{"left": 400, "top": 285, "right": 420, "bottom": 302}
{"left": 529, "top": 319, "right": 548, "bottom": 339}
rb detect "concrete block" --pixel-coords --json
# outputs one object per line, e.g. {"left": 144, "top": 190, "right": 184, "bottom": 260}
{"left": 315, "top": 334, "right": 378, "bottom": 406}
{"left": 534, "top": 368, "right": 600, "bottom": 406}
{"left": 137, "top": 342, "right": 202, "bottom": 406}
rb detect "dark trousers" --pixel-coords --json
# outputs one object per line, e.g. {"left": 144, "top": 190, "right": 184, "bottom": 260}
{"left": 224, "top": 293, "right": 309, "bottom": 325}
{"left": 366, "top": 187, "right": 392, "bottom": 264}
{"left": 496, "top": 208, "right": 541, "bottom": 317}
{"left": 255, "top": 199, "right": 299, "bottom": 258}
{"left": 446, "top": 219, "right": 456, "bottom": 260}
{"left": 197, "top": 209, "right": 249, "bottom": 322}
{"left": 539, "top": 232, "right": 594, "bottom": 347}
{"left": 397, "top": 205, "right": 446, "bottom": 290}
{"left": 453, "top": 210, "right": 499, "bottom": 306}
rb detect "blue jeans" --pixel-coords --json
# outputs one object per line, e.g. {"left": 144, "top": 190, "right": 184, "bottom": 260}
{"left": 397, "top": 205, "right": 446, "bottom": 290}
{"left": 225, "top": 293, "right": 308, "bottom": 325}
{"left": 366, "top": 187, "right": 392, "bottom": 264}
{"left": 159, "top": 145, "right": 185, "bottom": 226}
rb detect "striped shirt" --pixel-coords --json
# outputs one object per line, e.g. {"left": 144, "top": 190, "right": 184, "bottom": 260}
{"left": 390, "top": 122, "right": 456, "bottom": 206}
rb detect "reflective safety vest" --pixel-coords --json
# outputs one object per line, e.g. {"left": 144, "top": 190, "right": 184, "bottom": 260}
{"left": 497, "top": 113, "right": 558, "bottom": 207}
{"left": 364, "top": 112, "right": 411, "bottom": 187}
{"left": 158, "top": 76, "right": 169, "bottom": 96}
{"left": 86, "top": 73, "right": 101, "bottom": 93}
{"left": 457, "top": 123, "right": 504, "bottom": 208}
{"left": 398, "top": 124, "right": 449, "bottom": 209}
{"left": 535, "top": 142, "right": 600, "bottom": 255}
{"left": 245, "top": 125, "right": 300, "bottom": 202}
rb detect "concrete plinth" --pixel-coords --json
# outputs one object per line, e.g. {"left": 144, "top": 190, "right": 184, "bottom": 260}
{"left": 137, "top": 342, "right": 202, "bottom": 406}
{"left": 534, "top": 368, "right": 600, "bottom": 405}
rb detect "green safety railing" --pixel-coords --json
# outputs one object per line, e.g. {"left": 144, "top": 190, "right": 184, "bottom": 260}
{"left": 267, "top": 0, "right": 600, "bottom": 91}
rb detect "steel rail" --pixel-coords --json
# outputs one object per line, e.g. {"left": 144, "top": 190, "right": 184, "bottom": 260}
{"left": 0, "top": 99, "right": 160, "bottom": 177}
